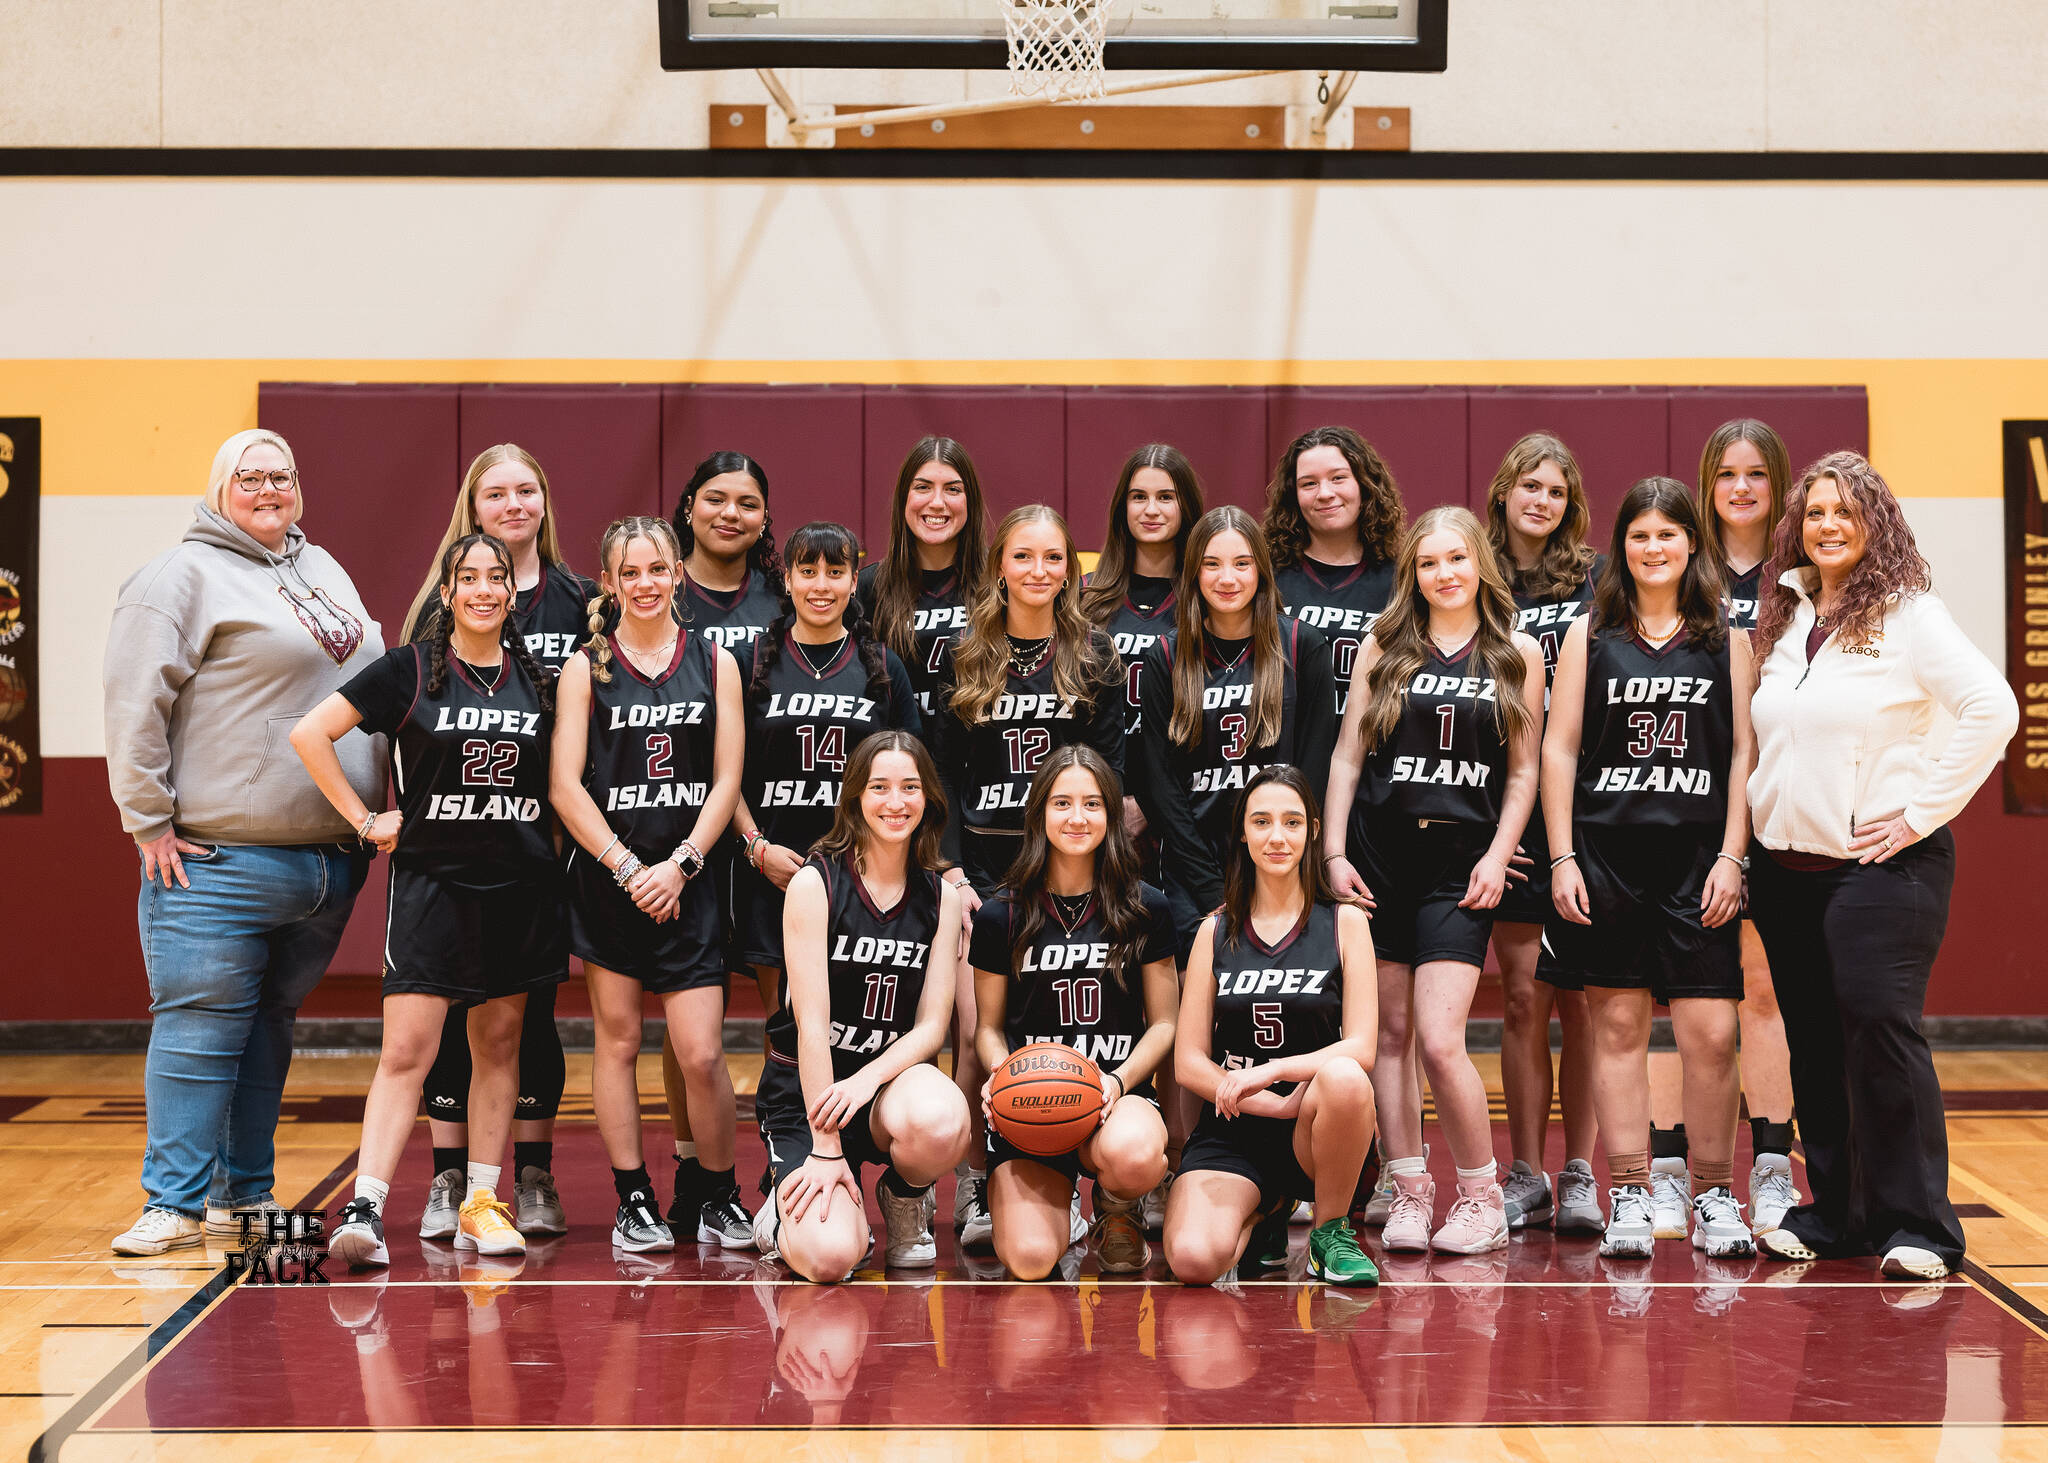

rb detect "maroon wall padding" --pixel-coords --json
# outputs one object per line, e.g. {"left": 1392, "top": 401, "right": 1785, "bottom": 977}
{"left": 258, "top": 383, "right": 460, "bottom": 638}
{"left": 1267, "top": 388, "right": 1474, "bottom": 514}
{"left": 1667, "top": 387, "right": 1871, "bottom": 490}
{"left": 1468, "top": 387, "right": 1672, "bottom": 547}
{"left": 457, "top": 386, "right": 662, "bottom": 575}
{"left": 663, "top": 385, "right": 866, "bottom": 546}
{"left": 862, "top": 387, "right": 1067, "bottom": 549}
{"left": 1063, "top": 388, "right": 1273, "bottom": 528}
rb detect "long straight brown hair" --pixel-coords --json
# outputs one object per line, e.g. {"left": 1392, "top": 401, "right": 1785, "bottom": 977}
{"left": 1218, "top": 765, "right": 1333, "bottom": 944}
{"left": 1000, "top": 746, "right": 1151, "bottom": 992}
{"left": 1079, "top": 443, "right": 1206, "bottom": 627}
{"left": 1167, "top": 506, "right": 1288, "bottom": 750}
{"left": 948, "top": 505, "right": 1117, "bottom": 726}
{"left": 1358, "top": 506, "right": 1535, "bottom": 752}
{"left": 1590, "top": 477, "right": 1728, "bottom": 650}
{"left": 1484, "top": 432, "right": 1598, "bottom": 600}
{"left": 869, "top": 437, "right": 990, "bottom": 666}
{"left": 1695, "top": 418, "right": 1791, "bottom": 570}
{"left": 810, "top": 729, "right": 949, "bottom": 872}
{"left": 403, "top": 444, "right": 570, "bottom": 642}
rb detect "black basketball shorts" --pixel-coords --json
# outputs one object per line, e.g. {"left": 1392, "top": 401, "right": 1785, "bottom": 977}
{"left": 1347, "top": 809, "right": 1496, "bottom": 969}
{"left": 565, "top": 846, "right": 725, "bottom": 993}
{"left": 1543, "top": 825, "right": 1742, "bottom": 1003}
{"left": 1179, "top": 1106, "right": 1312, "bottom": 1208}
{"left": 755, "top": 1049, "right": 890, "bottom": 1191}
{"left": 383, "top": 865, "right": 567, "bottom": 1005}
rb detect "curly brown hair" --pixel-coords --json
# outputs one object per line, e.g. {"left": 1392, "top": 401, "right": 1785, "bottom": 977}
{"left": 1753, "top": 451, "right": 1931, "bottom": 663}
{"left": 1261, "top": 426, "right": 1405, "bottom": 571}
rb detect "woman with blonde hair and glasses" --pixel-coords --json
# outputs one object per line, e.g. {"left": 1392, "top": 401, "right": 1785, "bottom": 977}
{"left": 105, "top": 429, "right": 382, "bottom": 1255}
{"left": 402, "top": 444, "right": 596, "bottom": 1248}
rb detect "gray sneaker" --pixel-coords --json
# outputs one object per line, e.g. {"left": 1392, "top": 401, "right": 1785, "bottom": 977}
{"left": 880, "top": 1174, "right": 938, "bottom": 1268}
{"left": 419, "top": 1168, "right": 463, "bottom": 1240}
{"left": 611, "top": 1189, "right": 675, "bottom": 1253}
{"left": 698, "top": 1186, "right": 757, "bottom": 1250}
{"left": 1362, "top": 1143, "right": 1426, "bottom": 1227}
{"left": 1555, "top": 1159, "right": 1605, "bottom": 1233}
{"left": 1501, "top": 1161, "right": 1553, "bottom": 1229}
{"left": 1649, "top": 1157, "right": 1691, "bottom": 1240}
{"left": 1690, "top": 1186, "right": 1756, "bottom": 1258}
{"left": 1140, "top": 1173, "right": 1171, "bottom": 1234}
{"left": 515, "top": 1167, "right": 567, "bottom": 1235}
{"left": 1599, "top": 1186, "right": 1656, "bottom": 1259}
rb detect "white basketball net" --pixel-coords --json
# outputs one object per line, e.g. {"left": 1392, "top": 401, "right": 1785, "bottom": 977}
{"left": 1004, "top": 0, "right": 1115, "bottom": 100}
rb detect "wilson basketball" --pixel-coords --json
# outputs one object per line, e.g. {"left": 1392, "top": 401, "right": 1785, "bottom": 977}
{"left": 988, "top": 1041, "right": 1106, "bottom": 1157}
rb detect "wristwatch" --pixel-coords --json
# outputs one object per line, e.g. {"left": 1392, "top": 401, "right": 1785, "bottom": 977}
{"left": 669, "top": 841, "right": 705, "bottom": 880}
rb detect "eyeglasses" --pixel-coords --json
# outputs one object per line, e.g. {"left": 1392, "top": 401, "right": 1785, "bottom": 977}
{"left": 233, "top": 469, "right": 298, "bottom": 494}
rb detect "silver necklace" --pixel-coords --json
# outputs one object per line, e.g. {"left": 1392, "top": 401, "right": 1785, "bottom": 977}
{"left": 619, "top": 632, "right": 677, "bottom": 673}
{"left": 1008, "top": 634, "right": 1052, "bottom": 678}
{"left": 793, "top": 635, "right": 845, "bottom": 678}
{"left": 1048, "top": 888, "right": 1093, "bottom": 934}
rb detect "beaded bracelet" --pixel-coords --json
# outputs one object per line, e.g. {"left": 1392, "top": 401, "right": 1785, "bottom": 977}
{"left": 356, "top": 811, "right": 378, "bottom": 843}
{"left": 612, "top": 853, "right": 645, "bottom": 889}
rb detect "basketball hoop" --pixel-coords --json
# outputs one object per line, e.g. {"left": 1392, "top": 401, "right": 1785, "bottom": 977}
{"left": 1003, "top": 0, "right": 1116, "bottom": 101}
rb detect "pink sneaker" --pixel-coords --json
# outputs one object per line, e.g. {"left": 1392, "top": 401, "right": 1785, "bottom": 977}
{"left": 1380, "top": 1172, "right": 1436, "bottom": 1253}
{"left": 1431, "top": 1180, "right": 1509, "bottom": 1255}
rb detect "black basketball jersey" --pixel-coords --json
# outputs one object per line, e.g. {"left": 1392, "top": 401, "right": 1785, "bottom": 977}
{"left": 764, "top": 853, "right": 943, "bottom": 1081}
{"left": 1725, "top": 563, "right": 1763, "bottom": 631}
{"left": 342, "top": 644, "right": 554, "bottom": 887}
{"left": 1277, "top": 555, "right": 1395, "bottom": 716}
{"left": 1575, "top": 625, "right": 1734, "bottom": 828}
{"left": 579, "top": 632, "right": 722, "bottom": 857}
{"left": 1513, "top": 560, "right": 1602, "bottom": 696}
{"left": 1358, "top": 638, "right": 1510, "bottom": 823}
{"left": 746, "top": 634, "right": 913, "bottom": 855}
{"left": 970, "top": 884, "right": 1173, "bottom": 1077}
{"left": 856, "top": 562, "right": 970, "bottom": 718}
{"left": 936, "top": 634, "right": 1125, "bottom": 836}
{"left": 1206, "top": 901, "right": 1344, "bottom": 1088}
{"left": 515, "top": 562, "right": 598, "bottom": 674}
{"left": 680, "top": 567, "right": 780, "bottom": 657}
{"left": 1101, "top": 575, "right": 1176, "bottom": 739}
{"left": 1139, "top": 620, "right": 1332, "bottom": 857}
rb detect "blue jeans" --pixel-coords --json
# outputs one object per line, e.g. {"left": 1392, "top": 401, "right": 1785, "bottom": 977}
{"left": 137, "top": 842, "right": 368, "bottom": 1216}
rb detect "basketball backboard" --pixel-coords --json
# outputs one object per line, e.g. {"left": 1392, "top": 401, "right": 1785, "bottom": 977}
{"left": 657, "top": 0, "right": 1445, "bottom": 72}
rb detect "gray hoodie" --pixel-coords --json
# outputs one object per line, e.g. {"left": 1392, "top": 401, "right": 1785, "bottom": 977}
{"left": 103, "top": 504, "right": 387, "bottom": 846}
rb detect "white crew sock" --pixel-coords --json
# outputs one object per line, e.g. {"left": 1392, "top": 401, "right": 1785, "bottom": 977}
{"left": 353, "top": 1176, "right": 390, "bottom": 1214}
{"left": 466, "top": 1162, "right": 502, "bottom": 1202}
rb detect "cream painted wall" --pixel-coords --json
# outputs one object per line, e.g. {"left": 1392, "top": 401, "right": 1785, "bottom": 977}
{"left": 3, "top": 0, "right": 2047, "bottom": 151}
{"left": 3, "top": 180, "right": 2047, "bottom": 362}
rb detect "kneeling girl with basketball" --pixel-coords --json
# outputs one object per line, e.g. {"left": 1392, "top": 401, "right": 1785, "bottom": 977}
{"left": 973, "top": 746, "right": 1179, "bottom": 1279}
{"left": 756, "top": 730, "right": 972, "bottom": 1282}
{"left": 1164, "top": 766, "right": 1379, "bottom": 1286}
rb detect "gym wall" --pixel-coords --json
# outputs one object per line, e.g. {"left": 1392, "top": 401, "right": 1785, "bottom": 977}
{"left": 3, "top": 4, "right": 2045, "bottom": 1025}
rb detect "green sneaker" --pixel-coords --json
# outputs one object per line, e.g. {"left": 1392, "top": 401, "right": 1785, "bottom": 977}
{"left": 1307, "top": 1216, "right": 1381, "bottom": 1286}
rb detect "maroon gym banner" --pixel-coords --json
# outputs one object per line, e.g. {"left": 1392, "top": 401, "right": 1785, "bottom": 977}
{"left": 0, "top": 418, "right": 36, "bottom": 813}
{"left": 2005, "top": 420, "right": 2048, "bottom": 815}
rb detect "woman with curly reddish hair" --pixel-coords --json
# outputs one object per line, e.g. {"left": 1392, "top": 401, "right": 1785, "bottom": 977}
{"left": 1746, "top": 452, "right": 2014, "bottom": 1281}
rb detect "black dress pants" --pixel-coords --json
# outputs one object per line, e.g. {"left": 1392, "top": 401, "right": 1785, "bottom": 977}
{"left": 1745, "top": 827, "right": 1963, "bottom": 1268}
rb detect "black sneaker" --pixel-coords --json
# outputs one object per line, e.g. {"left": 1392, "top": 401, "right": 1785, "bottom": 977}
{"left": 666, "top": 1164, "right": 703, "bottom": 1231}
{"left": 329, "top": 1197, "right": 389, "bottom": 1269}
{"left": 698, "top": 1185, "right": 756, "bottom": 1249}
{"left": 611, "top": 1188, "right": 675, "bottom": 1253}
{"left": 1239, "top": 1196, "right": 1292, "bottom": 1277}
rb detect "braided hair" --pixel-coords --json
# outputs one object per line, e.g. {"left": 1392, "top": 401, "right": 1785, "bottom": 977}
{"left": 425, "top": 532, "right": 549, "bottom": 708}
{"left": 585, "top": 516, "right": 685, "bottom": 686}
{"left": 750, "top": 522, "right": 891, "bottom": 711}
{"left": 672, "top": 451, "right": 784, "bottom": 597}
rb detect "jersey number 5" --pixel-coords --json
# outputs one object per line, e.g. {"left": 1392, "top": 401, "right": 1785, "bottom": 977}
{"left": 1251, "top": 1002, "right": 1284, "bottom": 1049}
{"left": 460, "top": 738, "right": 519, "bottom": 787}
{"left": 1003, "top": 726, "right": 1052, "bottom": 776}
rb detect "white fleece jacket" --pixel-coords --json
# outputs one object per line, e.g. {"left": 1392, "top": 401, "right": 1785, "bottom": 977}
{"left": 1747, "top": 569, "right": 2017, "bottom": 858}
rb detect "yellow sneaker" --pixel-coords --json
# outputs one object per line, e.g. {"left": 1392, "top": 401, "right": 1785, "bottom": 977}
{"left": 455, "top": 1189, "right": 527, "bottom": 1256}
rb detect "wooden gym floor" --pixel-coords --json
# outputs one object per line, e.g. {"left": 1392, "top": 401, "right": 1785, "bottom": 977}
{"left": 8, "top": 1049, "right": 2048, "bottom": 1462}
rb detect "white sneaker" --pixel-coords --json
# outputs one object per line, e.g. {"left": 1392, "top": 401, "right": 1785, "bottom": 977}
{"left": 1141, "top": 1173, "right": 1171, "bottom": 1234}
{"left": 1691, "top": 1187, "right": 1756, "bottom": 1258}
{"left": 1069, "top": 1187, "right": 1088, "bottom": 1246}
{"left": 1649, "top": 1158, "right": 1690, "bottom": 1240}
{"left": 880, "top": 1174, "right": 937, "bottom": 1268}
{"left": 1290, "top": 1200, "right": 1314, "bottom": 1224}
{"left": 1599, "top": 1187, "right": 1656, "bottom": 1259}
{"left": 751, "top": 1191, "right": 783, "bottom": 1262}
{"left": 1555, "top": 1160, "right": 1604, "bottom": 1233}
{"left": 1880, "top": 1245, "right": 1949, "bottom": 1281}
{"left": 1749, "top": 1153, "right": 1799, "bottom": 1233}
{"left": 113, "top": 1208, "right": 204, "bottom": 1256}
{"left": 957, "top": 1172, "right": 994, "bottom": 1249}
{"left": 204, "top": 1195, "right": 281, "bottom": 1238}
{"left": 952, "top": 1167, "right": 986, "bottom": 1229}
